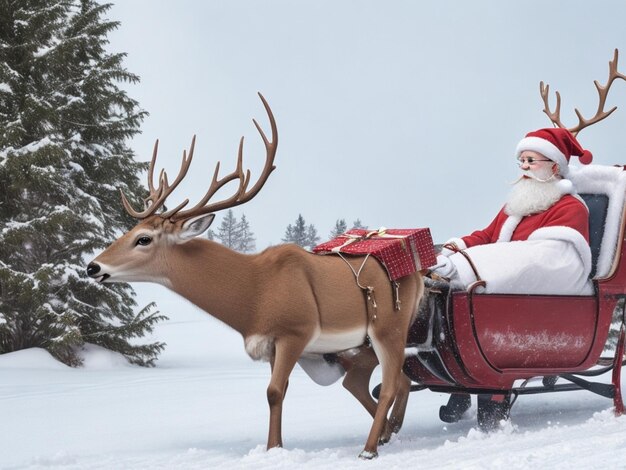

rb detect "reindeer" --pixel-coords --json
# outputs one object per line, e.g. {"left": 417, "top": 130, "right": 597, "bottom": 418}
{"left": 86, "top": 93, "right": 424, "bottom": 459}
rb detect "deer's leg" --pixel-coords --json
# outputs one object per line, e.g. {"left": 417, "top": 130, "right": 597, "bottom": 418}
{"left": 339, "top": 347, "right": 379, "bottom": 419}
{"left": 380, "top": 274, "right": 423, "bottom": 442}
{"left": 381, "top": 373, "right": 411, "bottom": 442}
{"left": 377, "top": 373, "right": 411, "bottom": 444}
{"left": 266, "top": 338, "right": 305, "bottom": 450}
{"left": 359, "top": 337, "right": 405, "bottom": 459}
{"left": 340, "top": 347, "right": 410, "bottom": 445}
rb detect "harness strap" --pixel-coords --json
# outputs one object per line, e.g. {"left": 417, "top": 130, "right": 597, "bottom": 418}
{"left": 442, "top": 242, "right": 484, "bottom": 283}
{"left": 336, "top": 252, "right": 378, "bottom": 322}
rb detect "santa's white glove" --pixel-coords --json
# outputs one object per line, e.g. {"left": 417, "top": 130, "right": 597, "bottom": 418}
{"left": 430, "top": 255, "right": 458, "bottom": 279}
{"left": 440, "top": 245, "right": 456, "bottom": 257}
{"left": 440, "top": 239, "right": 466, "bottom": 257}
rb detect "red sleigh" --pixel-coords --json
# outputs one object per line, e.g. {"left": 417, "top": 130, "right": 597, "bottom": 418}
{"left": 392, "top": 164, "right": 626, "bottom": 428}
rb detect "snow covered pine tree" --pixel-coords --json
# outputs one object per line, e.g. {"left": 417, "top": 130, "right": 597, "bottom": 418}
{"left": 282, "top": 214, "right": 320, "bottom": 250}
{"left": 0, "top": 0, "right": 166, "bottom": 366}
{"left": 237, "top": 214, "right": 256, "bottom": 253}
{"left": 328, "top": 218, "right": 367, "bottom": 238}
{"left": 216, "top": 209, "right": 240, "bottom": 250}
{"left": 215, "top": 210, "right": 257, "bottom": 253}
{"left": 351, "top": 218, "right": 367, "bottom": 230}
{"left": 329, "top": 218, "right": 348, "bottom": 239}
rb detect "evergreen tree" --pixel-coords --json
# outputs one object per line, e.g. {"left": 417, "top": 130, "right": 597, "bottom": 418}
{"left": 283, "top": 214, "right": 307, "bottom": 247}
{"left": 282, "top": 214, "right": 319, "bottom": 250}
{"left": 217, "top": 209, "right": 240, "bottom": 249}
{"left": 0, "top": 0, "right": 165, "bottom": 366}
{"left": 282, "top": 224, "right": 295, "bottom": 245}
{"left": 329, "top": 218, "right": 348, "bottom": 238}
{"left": 213, "top": 210, "right": 256, "bottom": 253}
{"left": 236, "top": 214, "right": 256, "bottom": 253}
{"left": 306, "top": 223, "right": 320, "bottom": 249}
{"left": 352, "top": 218, "right": 368, "bottom": 230}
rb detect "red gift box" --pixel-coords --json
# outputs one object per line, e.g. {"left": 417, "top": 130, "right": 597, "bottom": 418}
{"left": 313, "top": 228, "right": 436, "bottom": 281}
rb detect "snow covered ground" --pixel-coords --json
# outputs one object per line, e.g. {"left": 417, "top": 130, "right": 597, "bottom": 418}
{"left": 3, "top": 309, "right": 626, "bottom": 469}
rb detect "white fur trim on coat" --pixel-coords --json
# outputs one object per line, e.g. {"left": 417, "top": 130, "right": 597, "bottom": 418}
{"left": 497, "top": 215, "right": 522, "bottom": 242}
{"left": 448, "top": 235, "right": 593, "bottom": 295}
{"left": 516, "top": 136, "right": 569, "bottom": 176}
{"left": 528, "top": 226, "right": 592, "bottom": 280}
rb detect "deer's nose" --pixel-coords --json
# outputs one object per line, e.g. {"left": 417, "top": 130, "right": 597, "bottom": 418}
{"left": 87, "top": 262, "right": 101, "bottom": 277}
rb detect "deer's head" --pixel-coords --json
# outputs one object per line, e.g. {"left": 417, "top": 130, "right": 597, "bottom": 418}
{"left": 87, "top": 93, "right": 277, "bottom": 285}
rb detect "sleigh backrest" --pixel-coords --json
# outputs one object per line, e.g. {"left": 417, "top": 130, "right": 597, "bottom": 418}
{"left": 580, "top": 193, "right": 609, "bottom": 278}
{"left": 569, "top": 164, "right": 626, "bottom": 279}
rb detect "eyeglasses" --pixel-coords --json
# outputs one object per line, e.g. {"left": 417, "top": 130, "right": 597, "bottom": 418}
{"left": 516, "top": 157, "right": 552, "bottom": 167}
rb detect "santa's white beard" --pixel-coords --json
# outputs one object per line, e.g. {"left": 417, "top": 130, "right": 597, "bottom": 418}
{"left": 504, "top": 177, "right": 567, "bottom": 217}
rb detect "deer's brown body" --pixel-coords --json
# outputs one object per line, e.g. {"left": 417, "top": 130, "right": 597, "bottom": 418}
{"left": 87, "top": 94, "right": 423, "bottom": 459}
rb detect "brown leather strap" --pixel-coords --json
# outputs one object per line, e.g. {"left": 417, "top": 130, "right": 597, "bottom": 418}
{"left": 442, "top": 243, "right": 483, "bottom": 283}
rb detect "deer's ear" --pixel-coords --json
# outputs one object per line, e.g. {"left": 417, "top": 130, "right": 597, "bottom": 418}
{"left": 179, "top": 214, "right": 215, "bottom": 241}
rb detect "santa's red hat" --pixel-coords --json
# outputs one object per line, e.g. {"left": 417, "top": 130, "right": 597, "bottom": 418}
{"left": 515, "top": 128, "right": 593, "bottom": 177}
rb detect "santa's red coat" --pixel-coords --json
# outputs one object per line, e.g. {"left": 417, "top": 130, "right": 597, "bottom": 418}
{"left": 444, "top": 193, "right": 593, "bottom": 295}
{"left": 461, "top": 194, "right": 590, "bottom": 247}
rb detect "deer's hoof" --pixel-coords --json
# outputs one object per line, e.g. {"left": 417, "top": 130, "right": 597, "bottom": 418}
{"left": 358, "top": 450, "right": 378, "bottom": 460}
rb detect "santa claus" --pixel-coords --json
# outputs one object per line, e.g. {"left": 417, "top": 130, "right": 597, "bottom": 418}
{"left": 432, "top": 127, "right": 595, "bottom": 425}
{"left": 431, "top": 127, "right": 594, "bottom": 295}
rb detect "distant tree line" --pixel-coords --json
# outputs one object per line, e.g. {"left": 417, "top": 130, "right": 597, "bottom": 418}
{"left": 210, "top": 212, "right": 368, "bottom": 252}
{"left": 329, "top": 218, "right": 367, "bottom": 238}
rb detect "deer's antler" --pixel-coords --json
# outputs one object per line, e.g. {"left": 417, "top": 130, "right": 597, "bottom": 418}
{"left": 120, "top": 93, "right": 277, "bottom": 221}
{"left": 540, "top": 48, "right": 626, "bottom": 137}
{"left": 120, "top": 136, "right": 194, "bottom": 219}
{"left": 168, "top": 93, "right": 277, "bottom": 221}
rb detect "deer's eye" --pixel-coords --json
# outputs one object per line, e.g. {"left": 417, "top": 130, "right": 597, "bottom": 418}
{"left": 136, "top": 236, "right": 152, "bottom": 246}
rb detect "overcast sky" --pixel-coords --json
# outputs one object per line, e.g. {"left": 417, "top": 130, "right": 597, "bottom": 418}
{"left": 104, "top": 0, "right": 626, "bottom": 322}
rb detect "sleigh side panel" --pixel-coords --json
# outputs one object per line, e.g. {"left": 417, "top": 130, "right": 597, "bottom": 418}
{"left": 468, "top": 294, "right": 598, "bottom": 370}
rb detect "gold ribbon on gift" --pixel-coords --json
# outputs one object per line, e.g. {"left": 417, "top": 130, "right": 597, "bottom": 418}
{"left": 330, "top": 227, "right": 408, "bottom": 253}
